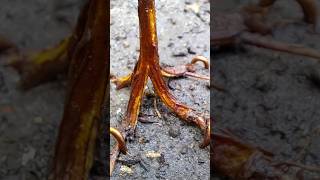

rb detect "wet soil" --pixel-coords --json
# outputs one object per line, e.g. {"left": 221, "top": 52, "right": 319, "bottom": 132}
{"left": 212, "top": 0, "right": 320, "bottom": 179}
{"left": 3, "top": 0, "right": 318, "bottom": 179}
{"left": 110, "top": 0, "right": 210, "bottom": 179}
{"left": 0, "top": 0, "right": 210, "bottom": 180}
{"left": 0, "top": 0, "right": 84, "bottom": 179}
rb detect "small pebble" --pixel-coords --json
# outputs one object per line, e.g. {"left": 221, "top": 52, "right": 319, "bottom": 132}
{"left": 198, "top": 158, "right": 205, "bottom": 164}
{"left": 168, "top": 127, "right": 180, "bottom": 138}
{"left": 123, "top": 41, "right": 130, "bottom": 48}
{"left": 120, "top": 165, "right": 133, "bottom": 175}
{"left": 22, "top": 146, "right": 36, "bottom": 165}
{"left": 186, "top": 3, "right": 200, "bottom": 14}
{"left": 145, "top": 151, "right": 161, "bottom": 158}
{"left": 180, "top": 146, "right": 188, "bottom": 155}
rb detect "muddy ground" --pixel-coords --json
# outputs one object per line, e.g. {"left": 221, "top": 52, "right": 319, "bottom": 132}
{"left": 1, "top": 0, "right": 319, "bottom": 180}
{"left": 0, "top": 0, "right": 210, "bottom": 180}
{"left": 212, "top": 0, "right": 320, "bottom": 179}
{"left": 0, "top": 0, "right": 83, "bottom": 179}
{"left": 110, "top": 0, "right": 210, "bottom": 179}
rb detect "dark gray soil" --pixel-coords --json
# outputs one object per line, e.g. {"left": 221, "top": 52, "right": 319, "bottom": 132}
{"left": 0, "top": 0, "right": 83, "bottom": 179}
{"left": 0, "top": 0, "right": 210, "bottom": 180}
{"left": 110, "top": 0, "right": 210, "bottom": 179}
{"left": 212, "top": 0, "right": 320, "bottom": 179}
{"left": 3, "top": 0, "right": 318, "bottom": 179}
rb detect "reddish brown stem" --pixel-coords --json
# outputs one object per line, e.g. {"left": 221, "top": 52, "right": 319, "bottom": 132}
{"left": 49, "top": 0, "right": 108, "bottom": 179}
{"left": 110, "top": 0, "right": 209, "bottom": 174}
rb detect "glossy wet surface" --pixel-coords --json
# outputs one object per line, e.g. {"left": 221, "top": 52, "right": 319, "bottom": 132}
{"left": 110, "top": 0, "right": 210, "bottom": 179}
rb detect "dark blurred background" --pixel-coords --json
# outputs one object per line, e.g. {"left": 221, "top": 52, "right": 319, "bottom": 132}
{"left": 2, "top": 0, "right": 320, "bottom": 179}
{"left": 0, "top": 1, "right": 83, "bottom": 179}
{"left": 0, "top": 0, "right": 210, "bottom": 179}
{"left": 212, "top": 0, "right": 320, "bottom": 179}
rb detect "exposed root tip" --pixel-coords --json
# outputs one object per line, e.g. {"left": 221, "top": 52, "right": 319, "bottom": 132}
{"left": 199, "top": 121, "right": 210, "bottom": 148}
{"left": 110, "top": 127, "right": 128, "bottom": 154}
{"left": 110, "top": 74, "right": 132, "bottom": 90}
{"left": 191, "top": 56, "right": 209, "bottom": 69}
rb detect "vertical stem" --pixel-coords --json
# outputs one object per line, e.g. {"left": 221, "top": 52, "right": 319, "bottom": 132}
{"left": 50, "top": 0, "right": 108, "bottom": 179}
{"left": 111, "top": 0, "right": 209, "bottom": 174}
{"left": 123, "top": 0, "right": 159, "bottom": 130}
{"left": 138, "top": 0, "right": 158, "bottom": 59}
{"left": 138, "top": 0, "right": 191, "bottom": 117}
